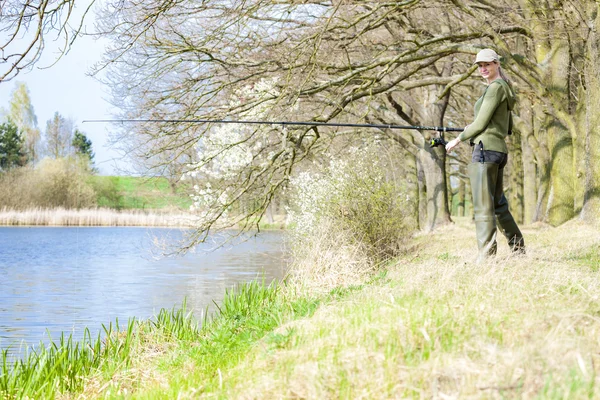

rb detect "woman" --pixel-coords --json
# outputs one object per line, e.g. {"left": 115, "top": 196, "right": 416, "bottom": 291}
{"left": 445, "top": 48, "right": 525, "bottom": 263}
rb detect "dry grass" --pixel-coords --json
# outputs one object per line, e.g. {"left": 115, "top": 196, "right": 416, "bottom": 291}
{"left": 0, "top": 207, "right": 196, "bottom": 227}
{"left": 285, "top": 219, "right": 377, "bottom": 295}
{"left": 209, "top": 218, "right": 600, "bottom": 399}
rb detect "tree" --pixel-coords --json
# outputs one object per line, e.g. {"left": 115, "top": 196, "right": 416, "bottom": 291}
{"left": 7, "top": 82, "right": 41, "bottom": 163}
{"left": 0, "top": 121, "right": 26, "bottom": 170}
{"left": 72, "top": 129, "right": 96, "bottom": 173}
{"left": 44, "top": 112, "right": 73, "bottom": 159}
{"left": 452, "top": 0, "right": 600, "bottom": 225}
{"left": 0, "top": 0, "right": 94, "bottom": 82}
{"left": 72, "top": 129, "right": 95, "bottom": 161}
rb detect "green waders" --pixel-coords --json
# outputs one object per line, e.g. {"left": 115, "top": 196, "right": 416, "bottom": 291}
{"left": 468, "top": 147, "right": 525, "bottom": 262}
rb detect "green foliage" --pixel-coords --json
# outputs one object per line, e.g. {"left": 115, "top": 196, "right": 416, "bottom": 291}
{"left": 0, "top": 120, "right": 26, "bottom": 170}
{"left": 165, "top": 281, "right": 320, "bottom": 394}
{"left": 0, "top": 281, "right": 323, "bottom": 399}
{"left": 34, "top": 158, "right": 97, "bottom": 208}
{"left": 0, "top": 168, "right": 193, "bottom": 211}
{"left": 333, "top": 175, "right": 414, "bottom": 261}
{"left": 151, "top": 301, "right": 200, "bottom": 341}
{"left": 0, "top": 319, "right": 136, "bottom": 399}
{"left": 289, "top": 144, "right": 417, "bottom": 263}
{"left": 71, "top": 129, "right": 95, "bottom": 170}
{"left": 72, "top": 130, "right": 94, "bottom": 159}
{"left": 92, "top": 176, "right": 124, "bottom": 209}
{"left": 6, "top": 82, "right": 40, "bottom": 163}
{"left": 8, "top": 82, "right": 37, "bottom": 130}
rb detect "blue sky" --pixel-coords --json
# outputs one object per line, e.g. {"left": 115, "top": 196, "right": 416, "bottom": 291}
{"left": 0, "top": 23, "right": 127, "bottom": 175}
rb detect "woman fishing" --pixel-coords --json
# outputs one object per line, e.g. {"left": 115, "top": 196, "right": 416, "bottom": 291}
{"left": 445, "top": 48, "right": 525, "bottom": 263}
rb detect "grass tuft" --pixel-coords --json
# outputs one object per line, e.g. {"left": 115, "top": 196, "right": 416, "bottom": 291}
{"left": 0, "top": 319, "right": 136, "bottom": 399}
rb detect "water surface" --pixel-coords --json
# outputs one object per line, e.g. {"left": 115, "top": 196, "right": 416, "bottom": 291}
{"left": 0, "top": 227, "right": 287, "bottom": 353}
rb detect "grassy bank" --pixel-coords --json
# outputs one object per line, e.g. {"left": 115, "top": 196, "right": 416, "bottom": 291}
{"left": 2, "top": 218, "right": 600, "bottom": 398}
{"left": 92, "top": 176, "right": 192, "bottom": 210}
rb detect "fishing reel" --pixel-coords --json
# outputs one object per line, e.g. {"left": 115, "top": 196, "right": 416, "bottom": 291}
{"left": 429, "top": 135, "right": 447, "bottom": 148}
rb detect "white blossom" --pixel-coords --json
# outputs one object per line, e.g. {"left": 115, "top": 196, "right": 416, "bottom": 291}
{"left": 183, "top": 77, "right": 284, "bottom": 214}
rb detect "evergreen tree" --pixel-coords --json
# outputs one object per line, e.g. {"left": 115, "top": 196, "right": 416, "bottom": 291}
{"left": 72, "top": 129, "right": 94, "bottom": 160}
{"left": 72, "top": 129, "right": 96, "bottom": 172}
{"left": 0, "top": 121, "right": 26, "bottom": 170}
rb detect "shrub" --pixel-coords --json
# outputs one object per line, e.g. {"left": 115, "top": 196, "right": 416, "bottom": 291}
{"left": 93, "top": 176, "right": 124, "bottom": 209}
{"left": 286, "top": 143, "right": 417, "bottom": 289}
{"left": 0, "top": 157, "right": 97, "bottom": 209}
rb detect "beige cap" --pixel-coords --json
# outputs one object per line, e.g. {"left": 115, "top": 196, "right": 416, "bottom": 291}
{"left": 474, "top": 48, "right": 499, "bottom": 64}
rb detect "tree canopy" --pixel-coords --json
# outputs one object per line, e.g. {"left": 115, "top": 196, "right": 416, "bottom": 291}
{"left": 0, "top": 0, "right": 95, "bottom": 82}
{"left": 72, "top": 129, "right": 94, "bottom": 160}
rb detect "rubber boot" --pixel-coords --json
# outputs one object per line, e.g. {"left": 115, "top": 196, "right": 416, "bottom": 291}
{"left": 494, "top": 168, "right": 526, "bottom": 254}
{"left": 469, "top": 162, "right": 499, "bottom": 263}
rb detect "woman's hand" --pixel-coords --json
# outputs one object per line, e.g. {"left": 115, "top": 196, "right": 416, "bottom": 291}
{"left": 445, "top": 137, "right": 461, "bottom": 152}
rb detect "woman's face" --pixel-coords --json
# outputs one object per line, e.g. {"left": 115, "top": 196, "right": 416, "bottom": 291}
{"left": 477, "top": 61, "right": 499, "bottom": 82}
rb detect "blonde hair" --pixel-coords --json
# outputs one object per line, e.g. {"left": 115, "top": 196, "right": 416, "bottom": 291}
{"left": 497, "top": 63, "right": 511, "bottom": 85}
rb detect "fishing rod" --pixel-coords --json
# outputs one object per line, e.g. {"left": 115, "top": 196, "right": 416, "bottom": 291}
{"left": 82, "top": 118, "right": 463, "bottom": 148}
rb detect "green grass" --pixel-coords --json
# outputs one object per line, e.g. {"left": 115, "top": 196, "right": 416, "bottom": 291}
{"left": 0, "top": 319, "right": 136, "bottom": 399}
{"left": 0, "top": 282, "right": 323, "bottom": 399}
{"left": 92, "top": 176, "right": 192, "bottom": 210}
{"left": 144, "top": 282, "right": 321, "bottom": 396}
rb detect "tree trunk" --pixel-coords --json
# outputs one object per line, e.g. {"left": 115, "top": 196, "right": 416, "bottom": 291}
{"left": 416, "top": 155, "right": 428, "bottom": 229}
{"left": 546, "top": 42, "right": 575, "bottom": 226}
{"left": 521, "top": 128, "right": 537, "bottom": 224}
{"left": 417, "top": 146, "right": 451, "bottom": 231}
{"left": 506, "top": 132, "right": 524, "bottom": 223}
{"left": 580, "top": 4, "right": 600, "bottom": 224}
{"left": 457, "top": 177, "right": 466, "bottom": 217}
{"left": 530, "top": 129, "right": 552, "bottom": 222}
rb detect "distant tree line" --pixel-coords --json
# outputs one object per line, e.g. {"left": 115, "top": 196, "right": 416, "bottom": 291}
{"left": 0, "top": 82, "right": 101, "bottom": 209}
{"left": 0, "top": 82, "right": 95, "bottom": 171}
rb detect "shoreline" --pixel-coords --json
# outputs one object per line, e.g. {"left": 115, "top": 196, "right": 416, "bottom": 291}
{"left": 0, "top": 207, "right": 288, "bottom": 229}
{"left": 0, "top": 207, "right": 196, "bottom": 227}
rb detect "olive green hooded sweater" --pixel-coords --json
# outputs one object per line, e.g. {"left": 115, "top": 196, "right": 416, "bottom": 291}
{"left": 458, "top": 78, "right": 515, "bottom": 153}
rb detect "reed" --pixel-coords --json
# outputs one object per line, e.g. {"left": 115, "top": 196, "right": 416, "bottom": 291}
{"left": 0, "top": 207, "right": 196, "bottom": 227}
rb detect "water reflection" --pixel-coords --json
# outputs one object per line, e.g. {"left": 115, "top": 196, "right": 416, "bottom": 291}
{"left": 0, "top": 227, "right": 287, "bottom": 353}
